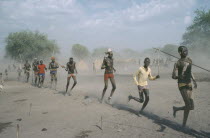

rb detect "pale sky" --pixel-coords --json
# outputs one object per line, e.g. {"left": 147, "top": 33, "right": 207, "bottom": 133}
{"left": 0, "top": 0, "right": 210, "bottom": 53}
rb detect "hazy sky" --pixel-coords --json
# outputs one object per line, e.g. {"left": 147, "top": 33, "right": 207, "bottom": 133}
{"left": 0, "top": 0, "right": 210, "bottom": 52}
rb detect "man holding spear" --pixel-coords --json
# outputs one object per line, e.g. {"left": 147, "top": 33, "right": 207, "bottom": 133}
{"left": 172, "top": 46, "right": 197, "bottom": 127}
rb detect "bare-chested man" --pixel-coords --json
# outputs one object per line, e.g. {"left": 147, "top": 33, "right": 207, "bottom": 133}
{"left": 100, "top": 48, "right": 116, "bottom": 103}
{"left": 49, "top": 57, "right": 59, "bottom": 90}
{"left": 172, "top": 46, "right": 197, "bottom": 127}
{"left": 65, "top": 57, "right": 77, "bottom": 96}
{"left": 23, "top": 60, "right": 31, "bottom": 83}
{"left": 32, "top": 58, "right": 39, "bottom": 86}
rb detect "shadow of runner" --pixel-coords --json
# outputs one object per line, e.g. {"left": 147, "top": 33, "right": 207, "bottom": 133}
{"left": 0, "top": 122, "right": 12, "bottom": 133}
{"left": 112, "top": 103, "right": 210, "bottom": 138}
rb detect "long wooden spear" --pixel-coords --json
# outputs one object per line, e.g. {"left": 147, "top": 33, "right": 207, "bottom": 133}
{"left": 153, "top": 48, "right": 210, "bottom": 72}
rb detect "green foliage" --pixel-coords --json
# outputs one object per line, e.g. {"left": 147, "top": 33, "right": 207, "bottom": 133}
{"left": 182, "top": 9, "right": 210, "bottom": 57}
{"left": 5, "top": 31, "right": 59, "bottom": 61}
{"left": 71, "top": 44, "right": 89, "bottom": 60}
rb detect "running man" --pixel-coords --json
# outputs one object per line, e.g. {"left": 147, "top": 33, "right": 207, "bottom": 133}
{"left": 128, "top": 58, "right": 159, "bottom": 114}
{"left": 23, "top": 60, "right": 31, "bottom": 82}
{"left": 38, "top": 60, "right": 47, "bottom": 88}
{"left": 0, "top": 73, "right": 4, "bottom": 92}
{"left": 4, "top": 69, "right": 8, "bottom": 80}
{"left": 32, "top": 58, "right": 39, "bottom": 86}
{"left": 49, "top": 57, "right": 59, "bottom": 90}
{"left": 100, "top": 48, "right": 116, "bottom": 103}
{"left": 65, "top": 57, "right": 77, "bottom": 96}
{"left": 172, "top": 46, "right": 197, "bottom": 127}
{"left": 17, "top": 67, "right": 22, "bottom": 81}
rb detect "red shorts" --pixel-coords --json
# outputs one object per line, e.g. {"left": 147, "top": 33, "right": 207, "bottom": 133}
{"left": 104, "top": 74, "right": 114, "bottom": 80}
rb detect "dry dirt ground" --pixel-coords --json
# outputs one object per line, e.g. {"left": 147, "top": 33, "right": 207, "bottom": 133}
{"left": 0, "top": 70, "right": 210, "bottom": 138}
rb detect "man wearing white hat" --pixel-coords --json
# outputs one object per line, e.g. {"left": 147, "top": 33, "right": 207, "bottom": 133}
{"left": 101, "top": 48, "right": 116, "bottom": 103}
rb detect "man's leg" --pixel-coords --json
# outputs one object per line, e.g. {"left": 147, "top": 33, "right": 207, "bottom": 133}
{"left": 66, "top": 76, "right": 71, "bottom": 93}
{"left": 70, "top": 76, "right": 77, "bottom": 91}
{"left": 35, "top": 74, "right": 38, "bottom": 86}
{"left": 50, "top": 74, "right": 53, "bottom": 88}
{"left": 109, "top": 77, "right": 116, "bottom": 100}
{"left": 173, "top": 87, "right": 192, "bottom": 127}
{"left": 128, "top": 86, "right": 144, "bottom": 103}
{"left": 54, "top": 74, "right": 57, "bottom": 90}
{"left": 101, "top": 79, "right": 108, "bottom": 102}
{"left": 140, "top": 89, "right": 149, "bottom": 113}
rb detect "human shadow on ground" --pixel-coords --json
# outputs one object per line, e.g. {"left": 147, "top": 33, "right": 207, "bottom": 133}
{"left": 112, "top": 103, "right": 210, "bottom": 138}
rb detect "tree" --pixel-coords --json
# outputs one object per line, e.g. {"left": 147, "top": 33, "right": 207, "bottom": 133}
{"left": 182, "top": 9, "right": 210, "bottom": 57}
{"left": 5, "top": 31, "right": 59, "bottom": 61}
{"left": 92, "top": 47, "right": 108, "bottom": 58}
{"left": 71, "top": 44, "right": 89, "bottom": 60}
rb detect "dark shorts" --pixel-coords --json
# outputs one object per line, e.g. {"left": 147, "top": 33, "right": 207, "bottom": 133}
{"left": 138, "top": 85, "right": 149, "bottom": 95}
{"left": 178, "top": 83, "right": 192, "bottom": 91}
{"left": 50, "top": 71, "right": 57, "bottom": 74}
{"left": 39, "top": 73, "right": 45, "bottom": 77}
{"left": 104, "top": 73, "right": 114, "bottom": 81}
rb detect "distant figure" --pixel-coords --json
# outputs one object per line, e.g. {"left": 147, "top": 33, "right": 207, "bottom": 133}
{"left": 17, "top": 67, "right": 22, "bottom": 81}
{"left": 65, "top": 57, "right": 78, "bottom": 96}
{"left": 23, "top": 60, "right": 31, "bottom": 83}
{"left": 100, "top": 48, "right": 116, "bottom": 103}
{"left": 93, "top": 62, "right": 96, "bottom": 73}
{"left": 4, "top": 69, "right": 8, "bottom": 80}
{"left": 38, "top": 60, "right": 47, "bottom": 88}
{"left": 128, "top": 58, "right": 160, "bottom": 115}
{"left": 49, "top": 57, "right": 59, "bottom": 90}
{"left": 8, "top": 65, "right": 11, "bottom": 72}
{"left": 172, "top": 46, "right": 197, "bottom": 127}
{"left": 32, "top": 58, "right": 39, "bottom": 86}
{"left": 0, "top": 73, "right": 4, "bottom": 92}
{"left": 13, "top": 64, "right": 16, "bottom": 70}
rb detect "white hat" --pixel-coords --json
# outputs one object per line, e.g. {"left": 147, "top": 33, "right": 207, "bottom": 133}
{"left": 108, "top": 48, "right": 112, "bottom": 52}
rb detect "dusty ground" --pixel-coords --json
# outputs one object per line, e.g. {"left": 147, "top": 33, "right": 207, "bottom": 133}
{"left": 0, "top": 69, "right": 210, "bottom": 138}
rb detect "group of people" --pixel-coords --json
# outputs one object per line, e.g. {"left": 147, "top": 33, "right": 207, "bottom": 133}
{"left": 100, "top": 47, "right": 197, "bottom": 127}
{"left": 21, "top": 57, "right": 78, "bottom": 96}
{"left": 1, "top": 45, "right": 198, "bottom": 127}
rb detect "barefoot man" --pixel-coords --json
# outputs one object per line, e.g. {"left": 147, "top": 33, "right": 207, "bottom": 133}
{"left": 49, "top": 57, "right": 59, "bottom": 90}
{"left": 38, "top": 60, "right": 47, "bottom": 88}
{"left": 128, "top": 57, "right": 159, "bottom": 114}
{"left": 32, "top": 58, "right": 39, "bottom": 86}
{"left": 172, "top": 46, "right": 197, "bottom": 127}
{"left": 100, "top": 48, "right": 116, "bottom": 103}
{"left": 65, "top": 57, "right": 77, "bottom": 96}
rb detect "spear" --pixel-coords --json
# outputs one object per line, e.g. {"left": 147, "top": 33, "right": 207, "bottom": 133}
{"left": 153, "top": 48, "right": 210, "bottom": 73}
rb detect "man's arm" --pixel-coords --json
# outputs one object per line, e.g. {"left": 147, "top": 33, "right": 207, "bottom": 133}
{"left": 148, "top": 69, "right": 158, "bottom": 80}
{"left": 74, "top": 63, "right": 78, "bottom": 74}
{"left": 65, "top": 63, "right": 68, "bottom": 71}
{"left": 48, "top": 63, "right": 51, "bottom": 70}
{"left": 101, "top": 58, "right": 106, "bottom": 69}
{"left": 191, "top": 72, "right": 197, "bottom": 89}
{"left": 172, "top": 63, "right": 178, "bottom": 79}
{"left": 133, "top": 69, "right": 140, "bottom": 85}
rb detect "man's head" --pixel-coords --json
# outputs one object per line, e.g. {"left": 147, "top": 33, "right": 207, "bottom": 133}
{"left": 144, "top": 57, "right": 150, "bottom": 68}
{"left": 34, "top": 58, "right": 37, "bottom": 62}
{"left": 69, "top": 57, "right": 73, "bottom": 63}
{"left": 40, "top": 60, "right": 43, "bottom": 64}
{"left": 51, "top": 56, "right": 55, "bottom": 62}
{"left": 178, "top": 46, "right": 188, "bottom": 58}
{"left": 105, "top": 48, "right": 113, "bottom": 58}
